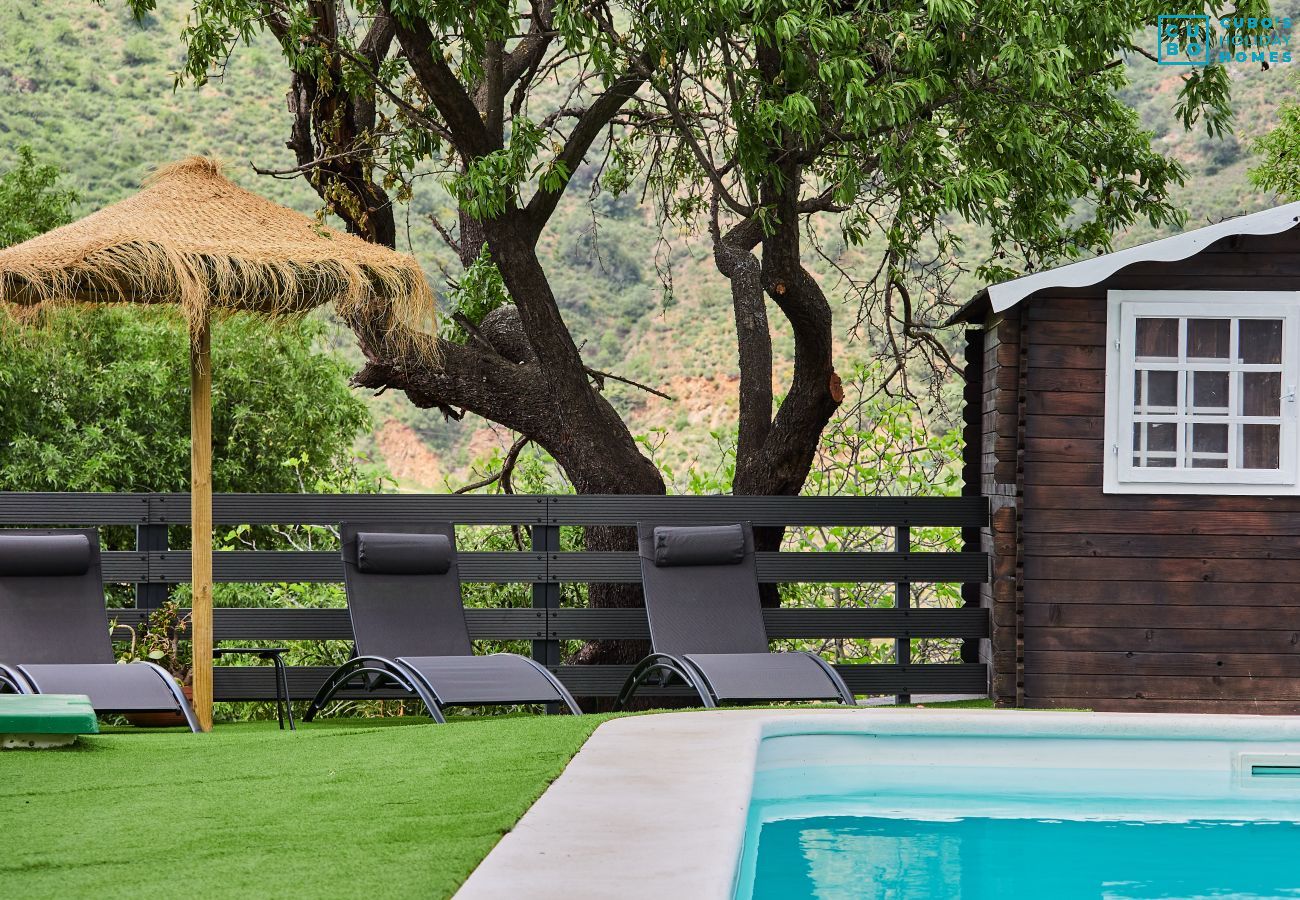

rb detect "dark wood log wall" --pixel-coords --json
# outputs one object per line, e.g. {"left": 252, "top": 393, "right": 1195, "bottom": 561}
{"left": 992, "top": 229, "right": 1300, "bottom": 713}
{"left": 971, "top": 312, "right": 1025, "bottom": 706}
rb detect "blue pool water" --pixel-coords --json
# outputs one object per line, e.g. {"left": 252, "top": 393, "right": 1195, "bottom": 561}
{"left": 749, "top": 814, "right": 1300, "bottom": 899}
{"left": 736, "top": 733, "right": 1300, "bottom": 900}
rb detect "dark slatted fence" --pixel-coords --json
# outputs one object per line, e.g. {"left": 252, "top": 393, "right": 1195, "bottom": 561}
{"left": 0, "top": 493, "right": 990, "bottom": 702}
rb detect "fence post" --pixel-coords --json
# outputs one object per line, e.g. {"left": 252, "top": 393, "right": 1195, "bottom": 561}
{"left": 532, "top": 519, "right": 562, "bottom": 713}
{"left": 135, "top": 522, "right": 169, "bottom": 611}
{"left": 894, "top": 524, "right": 911, "bottom": 705}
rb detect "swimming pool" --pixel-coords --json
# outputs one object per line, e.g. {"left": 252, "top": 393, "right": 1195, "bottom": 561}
{"left": 736, "top": 720, "right": 1300, "bottom": 899}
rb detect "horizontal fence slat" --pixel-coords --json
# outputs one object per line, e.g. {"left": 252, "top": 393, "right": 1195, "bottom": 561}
{"left": 0, "top": 493, "right": 151, "bottom": 524}
{"left": 193, "top": 494, "right": 548, "bottom": 526}
{"left": 108, "top": 607, "right": 986, "bottom": 642}
{"left": 551, "top": 664, "right": 988, "bottom": 697}
{"left": 547, "top": 495, "right": 989, "bottom": 527}
{"left": 210, "top": 663, "right": 989, "bottom": 701}
{"left": 109, "top": 608, "right": 545, "bottom": 641}
{"left": 100, "top": 550, "right": 988, "bottom": 586}
{"left": 146, "top": 551, "right": 547, "bottom": 584}
{"left": 101, "top": 551, "right": 150, "bottom": 582}
{"left": 548, "top": 607, "right": 990, "bottom": 640}
{"left": 548, "top": 552, "right": 988, "bottom": 583}
{"left": 214, "top": 666, "right": 411, "bottom": 701}
{"left": 0, "top": 493, "right": 989, "bottom": 528}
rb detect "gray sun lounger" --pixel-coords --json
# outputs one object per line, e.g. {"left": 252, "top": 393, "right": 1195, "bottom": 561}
{"left": 616, "top": 522, "right": 855, "bottom": 709}
{"left": 0, "top": 528, "right": 200, "bottom": 731}
{"left": 303, "top": 523, "right": 581, "bottom": 723}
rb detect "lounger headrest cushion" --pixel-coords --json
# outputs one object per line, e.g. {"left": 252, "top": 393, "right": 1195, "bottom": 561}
{"left": 652, "top": 524, "right": 746, "bottom": 567}
{"left": 355, "top": 532, "right": 452, "bottom": 575}
{"left": 0, "top": 533, "right": 92, "bottom": 577}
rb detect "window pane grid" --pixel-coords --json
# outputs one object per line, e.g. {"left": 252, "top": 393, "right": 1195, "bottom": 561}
{"left": 1130, "top": 316, "right": 1284, "bottom": 472}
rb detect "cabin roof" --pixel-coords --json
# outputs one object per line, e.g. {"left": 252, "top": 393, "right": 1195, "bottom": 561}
{"left": 948, "top": 201, "right": 1300, "bottom": 326}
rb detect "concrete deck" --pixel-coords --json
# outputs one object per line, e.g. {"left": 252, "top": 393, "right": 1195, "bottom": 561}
{"left": 455, "top": 709, "right": 817, "bottom": 900}
{"left": 455, "top": 708, "right": 1300, "bottom": 899}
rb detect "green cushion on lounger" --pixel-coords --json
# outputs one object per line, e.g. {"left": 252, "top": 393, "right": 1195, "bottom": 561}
{"left": 0, "top": 693, "right": 98, "bottom": 749}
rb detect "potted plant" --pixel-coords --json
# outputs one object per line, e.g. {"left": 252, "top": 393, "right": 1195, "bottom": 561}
{"left": 110, "top": 600, "right": 193, "bottom": 727}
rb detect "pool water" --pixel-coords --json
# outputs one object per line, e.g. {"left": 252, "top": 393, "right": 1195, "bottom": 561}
{"left": 735, "top": 733, "right": 1300, "bottom": 900}
{"left": 750, "top": 814, "right": 1300, "bottom": 899}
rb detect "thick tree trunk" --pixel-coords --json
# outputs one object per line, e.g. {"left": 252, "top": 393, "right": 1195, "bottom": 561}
{"left": 490, "top": 222, "right": 668, "bottom": 668}
{"left": 730, "top": 228, "right": 841, "bottom": 605}
{"left": 269, "top": 2, "right": 672, "bottom": 706}
{"left": 714, "top": 43, "right": 845, "bottom": 605}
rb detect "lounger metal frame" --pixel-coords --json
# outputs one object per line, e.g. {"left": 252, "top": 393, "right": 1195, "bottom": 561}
{"left": 616, "top": 651, "right": 855, "bottom": 709}
{"left": 0, "top": 663, "right": 32, "bottom": 694}
{"left": 3, "top": 661, "right": 201, "bottom": 732}
{"left": 303, "top": 653, "right": 581, "bottom": 724}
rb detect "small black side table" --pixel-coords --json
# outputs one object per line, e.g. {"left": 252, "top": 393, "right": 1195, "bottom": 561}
{"left": 213, "top": 647, "right": 296, "bottom": 730}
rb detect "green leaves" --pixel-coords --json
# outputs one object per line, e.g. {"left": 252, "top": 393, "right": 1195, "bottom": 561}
{"left": 439, "top": 245, "right": 511, "bottom": 344}
{"left": 0, "top": 309, "right": 373, "bottom": 494}
{"left": 110, "top": 599, "right": 192, "bottom": 683}
{"left": 447, "top": 118, "right": 552, "bottom": 221}
{"left": 623, "top": 0, "right": 1249, "bottom": 309}
{"left": 1252, "top": 93, "right": 1300, "bottom": 199}
{"left": 0, "top": 146, "right": 78, "bottom": 249}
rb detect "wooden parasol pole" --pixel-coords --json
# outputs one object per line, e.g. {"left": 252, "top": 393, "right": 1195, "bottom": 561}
{"left": 190, "top": 310, "right": 214, "bottom": 732}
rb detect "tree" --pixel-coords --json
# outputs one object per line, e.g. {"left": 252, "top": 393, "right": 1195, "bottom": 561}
{"left": 1253, "top": 87, "right": 1300, "bottom": 197}
{"left": 0, "top": 146, "right": 79, "bottom": 249}
{"left": 0, "top": 309, "right": 373, "bottom": 494}
{"left": 135, "top": 0, "right": 1250, "bottom": 662}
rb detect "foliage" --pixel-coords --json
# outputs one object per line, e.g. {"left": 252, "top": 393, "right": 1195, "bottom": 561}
{"left": 0, "top": 304, "right": 381, "bottom": 669}
{"left": 448, "top": 119, "right": 571, "bottom": 221}
{"left": 0, "top": 145, "right": 78, "bottom": 248}
{"left": 439, "top": 246, "right": 511, "bottom": 345}
{"left": 0, "top": 308, "right": 373, "bottom": 494}
{"left": 110, "top": 599, "right": 192, "bottom": 686}
{"left": 1253, "top": 74, "right": 1300, "bottom": 198}
{"left": 608, "top": 0, "right": 1268, "bottom": 402}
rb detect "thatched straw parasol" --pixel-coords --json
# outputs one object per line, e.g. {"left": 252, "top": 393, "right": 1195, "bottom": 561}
{"left": 0, "top": 157, "right": 435, "bottom": 731}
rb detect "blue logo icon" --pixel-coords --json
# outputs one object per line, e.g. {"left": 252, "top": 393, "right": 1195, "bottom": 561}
{"left": 1157, "top": 14, "right": 1211, "bottom": 65}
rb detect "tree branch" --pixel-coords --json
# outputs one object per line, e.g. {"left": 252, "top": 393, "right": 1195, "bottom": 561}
{"left": 348, "top": 322, "right": 551, "bottom": 436}
{"left": 711, "top": 196, "right": 772, "bottom": 465}
{"left": 381, "top": 3, "right": 499, "bottom": 158}
{"left": 454, "top": 433, "right": 532, "bottom": 494}
{"left": 585, "top": 367, "right": 674, "bottom": 401}
{"left": 494, "top": 0, "right": 555, "bottom": 105}
{"left": 524, "top": 61, "right": 651, "bottom": 234}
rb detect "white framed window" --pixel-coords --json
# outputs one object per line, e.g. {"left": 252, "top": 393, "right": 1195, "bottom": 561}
{"left": 1104, "top": 291, "right": 1300, "bottom": 495}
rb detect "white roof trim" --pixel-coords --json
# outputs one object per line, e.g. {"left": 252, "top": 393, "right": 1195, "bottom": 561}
{"left": 987, "top": 201, "right": 1300, "bottom": 314}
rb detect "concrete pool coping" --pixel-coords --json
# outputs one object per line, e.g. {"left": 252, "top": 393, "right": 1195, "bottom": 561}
{"left": 455, "top": 708, "right": 1300, "bottom": 899}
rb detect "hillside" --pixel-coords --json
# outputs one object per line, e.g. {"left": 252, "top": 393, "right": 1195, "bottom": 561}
{"left": 1, "top": 2, "right": 1294, "bottom": 487}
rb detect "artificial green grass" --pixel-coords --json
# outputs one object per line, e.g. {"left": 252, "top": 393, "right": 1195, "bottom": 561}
{"left": 1, "top": 714, "right": 614, "bottom": 899}
{"left": 0, "top": 699, "right": 998, "bottom": 898}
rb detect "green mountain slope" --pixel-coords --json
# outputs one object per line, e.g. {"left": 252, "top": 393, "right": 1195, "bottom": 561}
{"left": 2, "top": 2, "right": 1293, "bottom": 487}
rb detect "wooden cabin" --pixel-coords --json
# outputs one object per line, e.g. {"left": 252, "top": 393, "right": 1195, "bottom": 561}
{"left": 955, "top": 202, "right": 1300, "bottom": 713}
